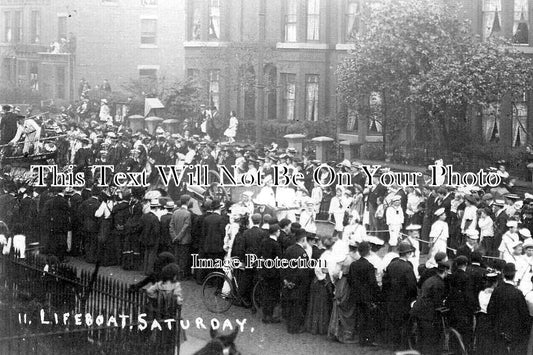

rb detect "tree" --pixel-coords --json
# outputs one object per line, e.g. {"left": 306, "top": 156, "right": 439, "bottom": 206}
{"left": 337, "top": 0, "right": 533, "bottom": 152}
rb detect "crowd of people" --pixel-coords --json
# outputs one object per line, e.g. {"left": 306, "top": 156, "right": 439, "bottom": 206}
{"left": 1, "top": 102, "right": 533, "bottom": 354}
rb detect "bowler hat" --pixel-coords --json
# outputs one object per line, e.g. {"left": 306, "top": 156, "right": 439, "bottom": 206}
{"left": 398, "top": 241, "right": 415, "bottom": 255}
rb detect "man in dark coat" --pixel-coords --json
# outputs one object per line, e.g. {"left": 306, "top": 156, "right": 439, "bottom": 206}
{"left": 140, "top": 199, "right": 162, "bottom": 275}
{"left": 159, "top": 199, "right": 175, "bottom": 254}
{"left": 466, "top": 251, "right": 488, "bottom": 308}
{"left": 487, "top": 263, "right": 531, "bottom": 355}
{"left": 67, "top": 187, "right": 83, "bottom": 256}
{"left": 281, "top": 230, "right": 311, "bottom": 334}
{"left": 41, "top": 188, "right": 71, "bottom": 261}
{"left": 78, "top": 187, "right": 101, "bottom": 262}
{"left": 493, "top": 199, "right": 508, "bottom": 253}
{"left": 259, "top": 224, "right": 282, "bottom": 323}
{"left": 0, "top": 181, "right": 16, "bottom": 229}
{"left": 170, "top": 195, "right": 193, "bottom": 279}
{"left": 109, "top": 191, "right": 131, "bottom": 265}
{"left": 122, "top": 191, "right": 144, "bottom": 270}
{"left": 0, "top": 105, "right": 19, "bottom": 145}
{"left": 348, "top": 241, "right": 381, "bottom": 346}
{"left": 456, "top": 229, "right": 480, "bottom": 261}
{"left": 239, "top": 213, "right": 267, "bottom": 306}
{"left": 447, "top": 255, "right": 476, "bottom": 352}
{"left": 382, "top": 241, "right": 418, "bottom": 348}
{"left": 411, "top": 261, "right": 451, "bottom": 355}
{"left": 200, "top": 199, "right": 227, "bottom": 280}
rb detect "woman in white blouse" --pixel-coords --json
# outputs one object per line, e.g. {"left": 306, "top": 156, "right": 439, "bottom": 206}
{"left": 329, "top": 186, "right": 348, "bottom": 238}
{"left": 300, "top": 199, "right": 317, "bottom": 235}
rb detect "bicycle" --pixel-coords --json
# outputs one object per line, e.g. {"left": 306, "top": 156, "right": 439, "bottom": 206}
{"left": 202, "top": 266, "right": 263, "bottom": 314}
{"left": 408, "top": 307, "right": 467, "bottom": 355}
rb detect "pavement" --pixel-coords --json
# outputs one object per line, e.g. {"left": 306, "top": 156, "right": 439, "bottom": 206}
{"left": 68, "top": 258, "right": 396, "bottom": 355}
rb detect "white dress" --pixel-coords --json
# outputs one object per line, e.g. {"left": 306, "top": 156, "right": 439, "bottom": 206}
{"left": 224, "top": 116, "right": 238, "bottom": 138}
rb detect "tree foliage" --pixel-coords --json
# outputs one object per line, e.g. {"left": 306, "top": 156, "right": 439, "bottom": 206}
{"left": 337, "top": 0, "right": 533, "bottom": 149}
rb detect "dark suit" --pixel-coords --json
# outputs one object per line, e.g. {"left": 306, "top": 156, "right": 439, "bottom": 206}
{"left": 487, "top": 281, "right": 531, "bottom": 354}
{"left": 240, "top": 226, "right": 268, "bottom": 304}
{"left": 466, "top": 263, "right": 487, "bottom": 307}
{"left": 411, "top": 275, "right": 448, "bottom": 355}
{"left": 447, "top": 269, "right": 476, "bottom": 349}
{"left": 0, "top": 112, "right": 18, "bottom": 144}
{"left": 68, "top": 193, "right": 83, "bottom": 256}
{"left": 259, "top": 236, "right": 282, "bottom": 318}
{"left": 42, "top": 194, "right": 70, "bottom": 260}
{"left": 79, "top": 196, "right": 100, "bottom": 262}
{"left": 456, "top": 243, "right": 476, "bottom": 261}
{"left": 382, "top": 258, "right": 418, "bottom": 346}
{"left": 349, "top": 256, "right": 380, "bottom": 344}
{"left": 199, "top": 212, "right": 227, "bottom": 281}
{"left": 140, "top": 211, "right": 160, "bottom": 275}
{"left": 281, "top": 243, "right": 311, "bottom": 333}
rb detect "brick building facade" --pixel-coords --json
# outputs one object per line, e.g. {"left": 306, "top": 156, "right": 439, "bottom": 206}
{"left": 0, "top": 0, "right": 532, "bottom": 150}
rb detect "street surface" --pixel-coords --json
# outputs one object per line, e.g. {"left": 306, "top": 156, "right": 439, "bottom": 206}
{"left": 69, "top": 258, "right": 395, "bottom": 355}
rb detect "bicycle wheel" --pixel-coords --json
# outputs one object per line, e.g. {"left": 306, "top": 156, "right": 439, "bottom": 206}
{"left": 407, "top": 316, "right": 420, "bottom": 351}
{"left": 202, "top": 272, "right": 233, "bottom": 313}
{"left": 252, "top": 279, "right": 262, "bottom": 312}
{"left": 445, "top": 328, "right": 467, "bottom": 355}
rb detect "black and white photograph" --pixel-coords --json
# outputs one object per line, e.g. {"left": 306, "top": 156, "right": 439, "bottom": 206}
{"left": 1, "top": 0, "right": 533, "bottom": 354}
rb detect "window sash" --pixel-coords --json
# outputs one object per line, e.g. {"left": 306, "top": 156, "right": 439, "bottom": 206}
{"left": 141, "top": 19, "right": 157, "bottom": 44}
{"left": 191, "top": 2, "right": 202, "bottom": 40}
{"left": 281, "top": 74, "right": 296, "bottom": 121}
{"left": 5, "top": 12, "right": 11, "bottom": 43}
{"left": 209, "top": 0, "right": 221, "bottom": 40}
{"left": 305, "top": 75, "right": 319, "bottom": 121}
{"left": 307, "top": 0, "right": 320, "bottom": 42}
{"left": 285, "top": 0, "right": 298, "bottom": 42}
{"left": 31, "top": 11, "right": 41, "bottom": 44}
{"left": 13, "top": 11, "right": 21, "bottom": 43}
{"left": 346, "top": 0, "right": 360, "bottom": 39}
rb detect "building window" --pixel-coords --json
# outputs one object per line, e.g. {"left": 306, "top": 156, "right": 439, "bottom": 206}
{"left": 208, "top": 70, "right": 220, "bottom": 110}
{"left": 13, "top": 11, "right": 22, "bottom": 43}
{"left": 307, "top": 0, "right": 320, "bottom": 41}
{"left": 191, "top": 0, "right": 202, "bottom": 40}
{"left": 56, "top": 66, "right": 65, "bottom": 99}
{"left": 4, "top": 12, "right": 12, "bottom": 43}
{"left": 369, "top": 92, "right": 383, "bottom": 133}
{"left": 346, "top": 0, "right": 360, "bottom": 41}
{"left": 482, "top": 0, "right": 502, "bottom": 40}
{"left": 141, "top": 19, "right": 157, "bottom": 45}
{"left": 346, "top": 108, "right": 358, "bottom": 132}
{"left": 187, "top": 68, "right": 200, "bottom": 80}
{"left": 58, "top": 15, "right": 67, "bottom": 41}
{"left": 285, "top": 0, "right": 298, "bottom": 42}
{"left": 305, "top": 75, "right": 319, "bottom": 121}
{"left": 30, "top": 63, "right": 38, "bottom": 91}
{"left": 513, "top": 94, "right": 528, "bottom": 146}
{"left": 514, "top": 0, "right": 528, "bottom": 44}
{"left": 139, "top": 68, "right": 158, "bottom": 81}
{"left": 17, "top": 60, "right": 26, "bottom": 85}
{"left": 5, "top": 11, "right": 23, "bottom": 43}
{"left": 281, "top": 73, "right": 296, "bottom": 121}
{"left": 482, "top": 103, "right": 500, "bottom": 143}
{"left": 31, "top": 11, "right": 41, "bottom": 44}
{"left": 208, "top": 0, "right": 221, "bottom": 40}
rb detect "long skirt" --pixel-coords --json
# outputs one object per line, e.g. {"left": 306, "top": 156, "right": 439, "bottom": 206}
{"left": 327, "top": 277, "right": 356, "bottom": 343}
{"left": 304, "top": 277, "right": 332, "bottom": 335}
